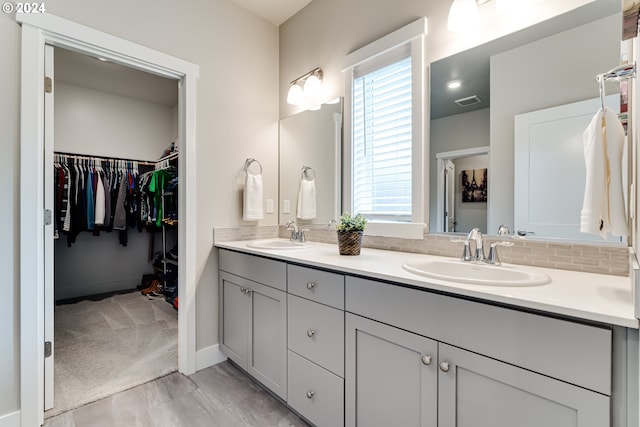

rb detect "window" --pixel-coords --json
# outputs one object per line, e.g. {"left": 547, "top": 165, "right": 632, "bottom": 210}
{"left": 352, "top": 56, "right": 413, "bottom": 221}
{"left": 343, "top": 17, "right": 427, "bottom": 238}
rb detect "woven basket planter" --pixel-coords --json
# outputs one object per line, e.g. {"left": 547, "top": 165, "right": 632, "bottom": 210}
{"left": 337, "top": 230, "right": 363, "bottom": 256}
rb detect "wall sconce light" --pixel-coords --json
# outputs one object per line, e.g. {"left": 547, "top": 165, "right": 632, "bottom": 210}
{"left": 286, "top": 67, "right": 324, "bottom": 110}
{"left": 447, "top": 0, "right": 492, "bottom": 32}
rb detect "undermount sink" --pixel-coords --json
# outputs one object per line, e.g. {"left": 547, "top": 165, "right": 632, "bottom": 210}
{"left": 402, "top": 259, "right": 551, "bottom": 286}
{"left": 246, "top": 239, "right": 314, "bottom": 250}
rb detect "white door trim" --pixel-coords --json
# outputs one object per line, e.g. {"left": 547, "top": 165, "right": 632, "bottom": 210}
{"left": 18, "top": 13, "right": 199, "bottom": 426}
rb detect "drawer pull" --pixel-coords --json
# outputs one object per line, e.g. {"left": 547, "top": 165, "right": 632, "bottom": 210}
{"left": 306, "top": 390, "right": 315, "bottom": 399}
{"left": 307, "top": 329, "right": 316, "bottom": 337}
{"left": 439, "top": 361, "right": 450, "bottom": 372}
{"left": 306, "top": 282, "right": 316, "bottom": 289}
{"left": 421, "top": 355, "right": 432, "bottom": 366}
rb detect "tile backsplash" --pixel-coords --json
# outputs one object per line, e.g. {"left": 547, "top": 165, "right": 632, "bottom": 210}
{"left": 213, "top": 226, "right": 631, "bottom": 277}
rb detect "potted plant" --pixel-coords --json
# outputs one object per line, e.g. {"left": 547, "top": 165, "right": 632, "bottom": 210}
{"left": 335, "top": 212, "right": 367, "bottom": 255}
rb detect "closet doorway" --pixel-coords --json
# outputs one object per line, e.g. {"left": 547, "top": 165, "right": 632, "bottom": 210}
{"left": 19, "top": 13, "right": 199, "bottom": 427}
{"left": 435, "top": 146, "right": 490, "bottom": 234}
{"left": 45, "top": 46, "right": 180, "bottom": 417}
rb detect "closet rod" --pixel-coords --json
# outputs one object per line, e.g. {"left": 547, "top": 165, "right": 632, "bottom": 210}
{"left": 157, "top": 151, "right": 179, "bottom": 163}
{"left": 54, "top": 151, "right": 156, "bottom": 166}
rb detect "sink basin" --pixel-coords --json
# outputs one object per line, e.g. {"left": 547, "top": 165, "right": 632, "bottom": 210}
{"left": 246, "top": 239, "right": 314, "bottom": 250}
{"left": 402, "top": 259, "right": 551, "bottom": 286}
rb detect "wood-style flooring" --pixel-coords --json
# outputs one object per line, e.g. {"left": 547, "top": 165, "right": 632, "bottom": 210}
{"left": 44, "top": 361, "right": 309, "bottom": 427}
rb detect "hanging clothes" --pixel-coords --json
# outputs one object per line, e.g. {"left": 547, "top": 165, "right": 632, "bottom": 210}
{"left": 53, "top": 153, "right": 151, "bottom": 247}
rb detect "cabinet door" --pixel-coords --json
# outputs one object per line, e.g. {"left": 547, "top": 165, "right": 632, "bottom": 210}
{"left": 438, "top": 343, "right": 610, "bottom": 427}
{"left": 345, "top": 313, "right": 437, "bottom": 427}
{"left": 219, "top": 272, "right": 250, "bottom": 370}
{"left": 248, "top": 280, "right": 288, "bottom": 400}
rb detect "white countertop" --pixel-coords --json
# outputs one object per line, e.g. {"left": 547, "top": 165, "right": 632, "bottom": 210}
{"left": 216, "top": 239, "right": 638, "bottom": 329}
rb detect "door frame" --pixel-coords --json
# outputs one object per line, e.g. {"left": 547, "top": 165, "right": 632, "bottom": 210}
{"left": 435, "top": 146, "right": 489, "bottom": 232}
{"left": 18, "top": 13, "right": 199, "bottom": 426}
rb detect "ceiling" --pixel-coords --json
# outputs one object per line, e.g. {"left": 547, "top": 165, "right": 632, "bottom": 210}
{"left": 231, "top": 0, "right": 312, "bottom": 26}
{"left": 54, "top": 47, "right": 178, "bottom": 107}
{"left": 430, "top": 0, "right": 620, "bottom": 120}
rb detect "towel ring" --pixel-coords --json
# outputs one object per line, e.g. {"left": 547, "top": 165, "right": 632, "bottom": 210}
{"left": 301, "top": 165, "right": 316, "bottom": 180}
{"left": 245, "top": 158, "right": 262, "bottom": 175}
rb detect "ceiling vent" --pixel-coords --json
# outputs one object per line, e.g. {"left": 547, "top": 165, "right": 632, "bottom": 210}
{"left": 454, "top": 95, "right": 482, "bottom": 107}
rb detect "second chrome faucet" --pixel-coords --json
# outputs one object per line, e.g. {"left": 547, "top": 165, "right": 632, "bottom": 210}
{"left": 453, "top": 227, "right": 513, "bottom": 265}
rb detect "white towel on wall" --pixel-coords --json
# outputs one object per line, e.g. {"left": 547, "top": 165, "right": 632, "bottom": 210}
{"left": 243, "top": 172, "right": 264, "bottom": 221}
{"left": 580, "top": 107, "right": 627, "bottom": 238}
{"left": 297, "top": 178, "right": 317, "bottom": 220}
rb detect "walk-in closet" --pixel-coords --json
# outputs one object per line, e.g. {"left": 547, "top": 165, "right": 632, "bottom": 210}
{"left": 47, "top": 46, "right": 180, "bottom": 417}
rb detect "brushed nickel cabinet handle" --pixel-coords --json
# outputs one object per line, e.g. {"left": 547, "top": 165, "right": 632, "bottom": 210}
{"left": 307, "top": 329, "right": 316, "bottom": 337}
{"left": 306, "top": 282, "right": 316, "bottom": 289}
{"left": 439, "top": 361, "right": 450, "bottom": 372}
{"left": 306, "top": 391, "right": 315, "bottom": 399}
{"left": 421, "top": 355, "right": 432, "bottom": 365}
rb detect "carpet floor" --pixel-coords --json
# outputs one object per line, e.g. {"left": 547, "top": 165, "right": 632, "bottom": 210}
{"left": 45, "top": 290, "right": 178, "bottom": 418}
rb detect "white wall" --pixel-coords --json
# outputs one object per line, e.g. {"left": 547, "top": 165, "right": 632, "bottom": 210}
{"left": 429, "top": 108, "right": 490, "bottom": 231}
{"left": 54, "top": 82, "right": 174, "bottom": 300}
{"left": 55, "top": 82, "right": 173, "bottom": 159}
{"left": 279, "top": 0, "right": 593, "bottom": 119}
{"left": 1, "top": 0, "right": 278, "bottom": 421}
{"left": 489, "top": 13, "right": 620, "bottom": 231}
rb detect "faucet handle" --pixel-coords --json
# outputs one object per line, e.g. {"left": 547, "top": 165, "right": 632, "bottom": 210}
{"left": 451, "top": 238, "right": 473, "bottom": 262}
{"left": 299, "top": 228, "right": 309, "bottom": 243}
{"left": 497, "top": 224, "right": 510, "bottom": 236}
{"left": 486, "top": 241, "right": 514, "bottom": 265}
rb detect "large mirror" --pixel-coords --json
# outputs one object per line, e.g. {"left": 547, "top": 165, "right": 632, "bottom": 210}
{"left": 428, "top": 0, "right": 624, "bottom": 242}
{"left": 279, "top": 101, "right": 343, "bottom": 226}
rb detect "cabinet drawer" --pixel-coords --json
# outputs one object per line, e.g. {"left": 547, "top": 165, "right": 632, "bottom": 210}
{"left": 288, "top": 294, "right": 344, "bottom": 377}
{"left": 346, "top": 276, "right": 612, "bottom": 395}
{"left": 219, "top": 249, "right": 286, "bottom": 291}
{"left": 288, "top": 264, "right": 344, "bottom": 309}
{"left": 288, "top": 350, "right": 344, "bottom": 427}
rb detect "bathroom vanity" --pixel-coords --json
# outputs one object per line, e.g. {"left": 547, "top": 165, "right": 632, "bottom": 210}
{"left": 216, "top": 240, "right": 638, "bottom": 427}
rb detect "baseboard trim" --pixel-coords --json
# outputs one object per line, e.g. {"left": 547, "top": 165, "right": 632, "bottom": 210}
{"left": 0, "top": 410, "right": 20, "bottom": 427}
{"left": 196, "top": 344, "right": 227, "bottom": 371}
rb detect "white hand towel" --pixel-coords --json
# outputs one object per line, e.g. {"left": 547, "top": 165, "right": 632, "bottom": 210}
{"left": 580, "top": 107, "right": 627, "bottom": 238}
{"left": 297, "top": 178, "right": 317, "bottom": 220}
{"left": 243, "top": 172, "right": 264, "bottom": 221}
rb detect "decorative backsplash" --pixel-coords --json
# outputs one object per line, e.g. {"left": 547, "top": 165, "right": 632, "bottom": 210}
{"left": 213, "top": 226, "right": 631, "bottom": 277}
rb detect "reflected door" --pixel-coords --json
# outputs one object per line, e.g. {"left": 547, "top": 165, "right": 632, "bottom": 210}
{"left": 514, "top": 95, "right": 624, "bottom": 242}
{"left": 444, "top": 160, "right": 456, "bottom": 232}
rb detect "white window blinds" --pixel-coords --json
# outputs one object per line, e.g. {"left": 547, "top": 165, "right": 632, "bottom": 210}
{"left": 352, "top": 56, "right": 412, "bottom": 221}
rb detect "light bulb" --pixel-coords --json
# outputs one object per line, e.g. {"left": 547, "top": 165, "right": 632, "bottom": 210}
{"left": 447, "top": 0, "right": 479, "bottom": 33}
{"left": 303, "top": 74, "right": 323, "bottom": 107}
{"left": 287, "top": 83, "right": 304, "bottom": 106}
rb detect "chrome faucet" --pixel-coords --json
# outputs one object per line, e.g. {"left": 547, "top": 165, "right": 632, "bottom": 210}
{"left": 467, "top": 228, "right": 485, "bottom": 262}
{"left": 285, "top": 220, "right": 308, "bottom": 242}
{"left": 452, "top": 227, "right": 514, "bottom": 264}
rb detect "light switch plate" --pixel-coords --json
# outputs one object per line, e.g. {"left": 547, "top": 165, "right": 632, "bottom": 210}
{"left": 266, "top": 199, "right": 274, "bottom": 214}
{"left": 283, "top": 200, "right": 291, "bottom": 214}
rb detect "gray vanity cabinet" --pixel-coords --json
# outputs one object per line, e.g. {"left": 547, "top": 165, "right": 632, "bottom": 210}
{"left": 345, "top": 276, "right": 612, "bottom": 427}
{"left": 286, "top": 264, "right": 345, "bottom": 427}
{"left": 345, "top": 313, "right": 437, "bottom": 427}
{"left": 219, "top": 250, "right": 288, "bottom": 400}
{"left": 438, "top": 343, "right": 609, "bottom": 427}
{"left": 345, "top": 312, "right": 609, "bottom": 427}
